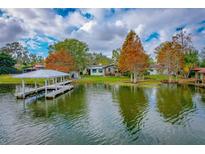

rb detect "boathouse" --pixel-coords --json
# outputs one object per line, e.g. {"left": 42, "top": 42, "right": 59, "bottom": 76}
{"left": 13, "top": 69, "right": 73, "bottom": 99}
{"left": 192, "top": 68, "right": 205, "bottom": 83}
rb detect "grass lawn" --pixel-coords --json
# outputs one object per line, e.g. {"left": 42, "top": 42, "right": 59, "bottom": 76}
{"left": 144, "top": 74, "right": 169, "bottom": 81}
{"left": 75, "top": 75, "right": 130, "bottom": 84}
{"left": 74, "top": 74, "right": 170, "bottom": 86}
{"left": 0, "top": 74, "right": 172, "bottom": 86}
{"left": 0, "top": 75, "right": 45, "bottom": 85}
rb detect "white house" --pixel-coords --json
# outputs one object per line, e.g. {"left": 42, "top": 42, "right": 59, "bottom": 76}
{"left": 88, "top": 65, "right": 105, "bottom": 76}
{"left": 87, "top": 64, "right": 118, "bottom": 76}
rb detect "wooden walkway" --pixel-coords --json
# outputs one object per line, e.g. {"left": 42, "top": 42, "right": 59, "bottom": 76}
{"left": 15, "top": 80, "right": 73, "bottom": 99}
{"left": 45, "top": 85, "right": 74, "bottom": 99}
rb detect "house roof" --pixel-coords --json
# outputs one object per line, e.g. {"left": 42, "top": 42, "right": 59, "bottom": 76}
{"left": 192, "top": 68, "right": 205, "bottom": 71}
{"left": 88, "top": 65, "right": 105, "bottom": 69}
{"left": 88, "top": 64, "right": 117, "bottom": 69}
{"left": 13, "top": 69, "right": 69, "bottom": 79}
{"left": 34, "top": 64, "right": 45, "bottom": 68}
{"left": 103, "top": 64, "right": 117, "bottom": 68}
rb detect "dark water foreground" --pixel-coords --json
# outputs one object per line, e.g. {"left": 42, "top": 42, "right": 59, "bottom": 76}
{"left": 1, "top": 83, "right": 205, "bottom": 144}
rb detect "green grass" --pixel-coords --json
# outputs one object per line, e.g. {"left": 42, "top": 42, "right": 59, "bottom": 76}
{"left": 0, "top": 75, "right": 45, "bottom": 85}
{"left": 75, "top": 75, "right": 130, "bottom": 84}
{"left": 0, "top": 74, "right": 173, "bottom": 87}
{"left": 75, "top": 75, "right": 164, "bottom": 86}
{"left": 144, "top": 74, "right": 169, "bottom": 81}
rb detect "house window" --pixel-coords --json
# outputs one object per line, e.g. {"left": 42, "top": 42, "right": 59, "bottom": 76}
{"left": 98, "top": 69, "right": 103, "bottom": 73}
{"left": 92, "top": 69, "right": 97, "bottom": 73}
{"left": 108, "top": 68, "right": 111, "bottom": 72}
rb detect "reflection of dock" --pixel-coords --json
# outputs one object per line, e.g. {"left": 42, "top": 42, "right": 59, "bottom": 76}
{"left": 15, "top": 80, "right": 73, "bottom": 99}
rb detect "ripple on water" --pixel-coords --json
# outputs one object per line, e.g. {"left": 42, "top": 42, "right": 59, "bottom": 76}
{"left": 1, "top": 84, "right": 205, "bottom": 144}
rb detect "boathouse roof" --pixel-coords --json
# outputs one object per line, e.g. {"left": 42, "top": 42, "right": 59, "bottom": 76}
{"left": 13, "top": 69, "right": 69, "bottom": 78}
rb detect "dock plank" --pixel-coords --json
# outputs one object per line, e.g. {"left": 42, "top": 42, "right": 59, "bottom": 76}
{"left": 15, "top": 80, "right": 73, "bottom": 99}
{"left": 45, "top": 85, "right": 74, "bottom": 99}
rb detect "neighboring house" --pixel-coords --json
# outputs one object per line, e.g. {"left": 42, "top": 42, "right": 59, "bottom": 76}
{"left": 104, "top": 64, "right": 118, "bottom": 76}
{"left": 148, "top": 64, "right": 159, "bottom": 75}
{"left": 192, "top": 68, "right": 205, "bottom": 83}
{"left": 23, "top": 64, "right": 45, "bottom": 72}
{"left": 88, "top": 65, "right": 105, "bottom": 76}
{"left": 87, "top": 64, "right": 118, "bottom": 76}
{"left": 34, "top": 64, "right": 45, "bottom": 70}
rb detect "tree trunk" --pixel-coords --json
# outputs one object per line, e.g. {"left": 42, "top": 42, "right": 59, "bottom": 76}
{"left": 186, "top": 69, "right": 191, "bottom": 79}
{"left": 130, "top": 73, "right": 133, "bottom": 82}
{"left": 169, "top": 74, "right": 172, "bottom": 83}
{"left": 133, "top": 72, "right": 137, "bottom": 83}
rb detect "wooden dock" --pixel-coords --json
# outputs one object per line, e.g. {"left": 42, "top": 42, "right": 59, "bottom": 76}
{"left": 45, "top": 85, "right": 74, "bottom": 99}
{"left": 15, "top": 80, "right": 73, "bottom": 99}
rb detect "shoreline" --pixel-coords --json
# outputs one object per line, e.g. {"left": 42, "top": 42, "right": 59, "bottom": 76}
{"left": 1, "top": 74, "right": 200, "bottom": 88}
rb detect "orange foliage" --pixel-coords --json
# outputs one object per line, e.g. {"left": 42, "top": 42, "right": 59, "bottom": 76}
{"left": 156, "top": 41, "right": 184, "bottom": 75}
{"left": 118, "top": 30, "right": 149, "bottom": 74}
{"left": 45, "top": 49, "right": 75, "bottom": 72}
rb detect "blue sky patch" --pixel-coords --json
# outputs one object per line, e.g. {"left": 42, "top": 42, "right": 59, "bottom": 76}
{"left": 53, "top": 8, "right": 77, "bottom": 17}
{"left": 21, "top": 34, "right": 58, "bottom": 57}
{"left": 200, "top": 20, "right": 205, "bottom": 24}
{"left": 197, "top": 27, "right": 205, "bottom": 33}
{"left": 0, "top": 9, "right": 3, "bottom": 17}
{"left": 80, "top": 11, "right": 94, "bottom": 20}
{"left": 145, "top": 32, "right": 159, "bottom": 42}
{"left": 176, "top": 25, "right": 186, "bottom": 31}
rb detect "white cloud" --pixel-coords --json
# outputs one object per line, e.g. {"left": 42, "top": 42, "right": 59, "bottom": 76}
{"left": 79, "top": 21, "right": 96, "bottom": 32}
{"left": 0, "top": 8, "right": 205, "bottom": 58}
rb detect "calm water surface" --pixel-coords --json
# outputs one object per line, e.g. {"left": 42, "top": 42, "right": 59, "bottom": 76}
{"left": 1, "top": 83, "right": 205, "bottom": 144}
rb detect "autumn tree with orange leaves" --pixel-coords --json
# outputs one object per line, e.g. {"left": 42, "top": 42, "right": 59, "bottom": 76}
{"left": 155, "top": 41, "right": 184, "bottom": 82}
{"left": 118, "top": 30, "right": 149, "bottom": 83}
{"left": 45, "top": 49, "right": 75, "bottom": 73}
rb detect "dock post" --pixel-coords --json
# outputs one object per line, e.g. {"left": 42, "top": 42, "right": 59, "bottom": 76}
{"left": 35, "top": 81, "right": 37, "bottom": 93}
{"left": 62, "top": 76, "right": 65, "bottom": 87}
{"left": 55, "top": 77, "right": 57, "bottom": 91}
{"left": 22, "top": 79, "right": 25, "bottom": 99}
{"left": 45, "top": 79, "right": 47, "bottom": 97}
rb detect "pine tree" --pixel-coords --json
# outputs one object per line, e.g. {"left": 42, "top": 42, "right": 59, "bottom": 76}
{"left": 118, "top": 30, "right": 149, "bottom": 83}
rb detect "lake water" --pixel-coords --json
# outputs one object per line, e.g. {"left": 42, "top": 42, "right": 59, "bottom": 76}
{"left": 1, "top": 83, "right": 205, "bottom": 144}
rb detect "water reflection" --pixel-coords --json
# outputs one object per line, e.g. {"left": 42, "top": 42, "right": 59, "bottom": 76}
{"left": 156, "top": 84, "right": 195, "bottom": 124}
{"left": 27, "top": 85, "right": 87, "bottom": 119}
{"left": 0, "top": 84, "right": 16, "bottom": 93}
{"left": 2, "top": 83, "right": 205, "bottom": 144}
{"left": 114, "top": 86, "right": 148, "bottom": 134}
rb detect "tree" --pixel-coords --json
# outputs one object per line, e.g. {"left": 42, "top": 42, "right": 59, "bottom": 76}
{"left": 118, "top": 30, "right": 149, "bottom": 83}
{"left": 156, "top": 41, "right": 184, "bottom": 82}
{"left": 49, "top": 39, "right": 89, "bottom": 72}
{"left": 0, "top": 42, "right": 30, "bottom": 65}
{"left": 199, "top": 47, "right": 205, "bottom": 67}
{"left": 86, "top": 52, "right": 112, "bottom": 66}
{"left": 29, "top": 53, "right": 44, "bottom": 65}
{"left": 45, "top": 49, "right": 75, "bottom": 73}
{"left": 0, "top": 52, "right": 18, "bottom": 74}
{"left": 183, "top": 50, "right": 199, "bottom": 78}
{"left": 172, "top": 28, "right": 193, "bottom": 54}
{"left": 112, "top": 48, "right": 120, "bottom": 65}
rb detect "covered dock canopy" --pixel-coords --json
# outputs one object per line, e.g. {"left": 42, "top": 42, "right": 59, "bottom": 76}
{"left": 13, "top": 69, "right": 69, "bottom": 78}
{"left": 13, "top": 69, "right": 70, "bottom": 99}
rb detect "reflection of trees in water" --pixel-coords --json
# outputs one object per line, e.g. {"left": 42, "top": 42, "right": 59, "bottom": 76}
{"left": 114, "top": 86, "right": 148, "bottom": 133}
{"left": 156, "top": 84, "right": 195, "bottom": 124}
{"left": 27, "top": 85, "right": 87, "bottom": 119}
{"left": 0, "top": 84, "right": 16, "bottom": 93}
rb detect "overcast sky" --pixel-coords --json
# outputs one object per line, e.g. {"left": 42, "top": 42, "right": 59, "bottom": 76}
{"left": 0, "top": 8, "right": 205, "bottom": 58}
